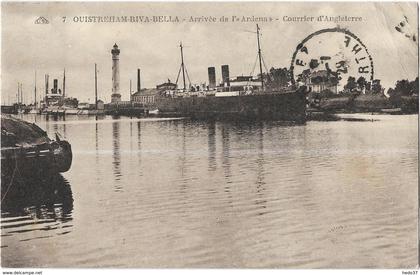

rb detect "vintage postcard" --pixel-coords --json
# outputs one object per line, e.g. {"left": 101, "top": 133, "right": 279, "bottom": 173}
{"left": 1, "top": 1, "right": 418, "bottom": 270}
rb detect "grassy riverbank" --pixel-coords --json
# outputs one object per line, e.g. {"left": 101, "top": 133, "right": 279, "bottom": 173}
{"left": 309, "top": 92, "right": 418, "bottom": 115}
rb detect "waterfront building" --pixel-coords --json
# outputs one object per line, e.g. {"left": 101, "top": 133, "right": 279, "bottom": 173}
{"left": 156, "top": 80, "right": 177, "bottom": 91}
{"left": 131, "top": 89, "right": 158, "bottom": 105}
{"left": 78, "top": 102, "right": 90, "bottom": 110}
{"left": 96, "top": 99, "right": 105, "bottom": 110}
{"left": 88, "top": 100, "right": 105, "bottom": 110}
{"left": 305, "top": 70, "right": 338, "bottom": 94}
{"left": 131, "top": 80, "right": 179, "bottom": 105}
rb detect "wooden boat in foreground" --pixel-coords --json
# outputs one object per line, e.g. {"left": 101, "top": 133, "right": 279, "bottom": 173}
{"left": 1, "top": 115, "right": 72, "bottom": 181}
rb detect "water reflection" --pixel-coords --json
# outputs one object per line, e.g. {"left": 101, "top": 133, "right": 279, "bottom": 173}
{"left": 136, "top": 121, "right": 142, "bottom": 168}
{"left": 95, "top": 117, "right": 99, "bottom": 152}
{"left": 173, "top": 121, "right": 185, "bottom": 177}
{"left": 112, "top": 121, "right": 122, "bottom": 186}
{"left": 255, "top": 123, "right": 267, "bottom": 216}
{"left": 1, "top": 173, "right": 73, "bottom": 244}
{"left": 207, "top": 121, "right": 216, "bottom": 172}
{"left": 178, "top": 122, "right": 188, "bottom": 194}
{"left": 62, "top": 115, "right": 67, "bottom": 138}
{"left": 45, "top": 114, "right": 50, "bottom": 133}
{"left": 42, "top": 114, "right": 67, "bottom": 139}
{"left": 220, "top": 124, "right": 233, "bottom": 205}
{"left": 2, "top": 114, "right": 417, "bottom": 268}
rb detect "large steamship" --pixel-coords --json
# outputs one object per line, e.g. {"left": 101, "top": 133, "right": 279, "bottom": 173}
{"left": 155, "top": 87, "right": 307, "bottom": 122}
{"left": 148, "top": 25, "right": 307, "bottom": 122}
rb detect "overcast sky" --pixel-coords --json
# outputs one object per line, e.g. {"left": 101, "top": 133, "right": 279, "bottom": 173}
{"left": 1, "top": 2, "right": 418, "bottom": 104}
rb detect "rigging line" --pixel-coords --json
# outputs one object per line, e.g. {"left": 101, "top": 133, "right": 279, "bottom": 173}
{"left": 249, "top": 53, "right": 259, "bottom": 76}
{"left": 1, "top": 150, "right": 19, "bottom": 203}
{"left": 261, "top": 55, "right": 273, "bottom": 83}
{"left": 261, "top": 54, "right": 270, "bottom": 74}
{"left": 247, "top": 53, "right": 259, "bottom": 86}
{"left": 184, "top": 66, "right": 192, "bottom": 87}
{"left": 175, "top": 66, "right": 182, "bottom": 85}
{"left": 240, "top": 29, "right": 257, "bottom": 34}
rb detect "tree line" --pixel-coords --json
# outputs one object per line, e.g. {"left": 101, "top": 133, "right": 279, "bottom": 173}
{"left": 262, "top": 67, "right": 419, "bottom": 99}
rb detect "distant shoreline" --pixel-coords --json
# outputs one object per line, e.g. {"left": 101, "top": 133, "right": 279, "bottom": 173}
{"left": 307, "top": 109, "right": 418, "bottom": 122}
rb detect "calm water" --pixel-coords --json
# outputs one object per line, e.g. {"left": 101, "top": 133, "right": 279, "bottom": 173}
{"left": 1, "top": 114, "right": 418, "bottom": 268}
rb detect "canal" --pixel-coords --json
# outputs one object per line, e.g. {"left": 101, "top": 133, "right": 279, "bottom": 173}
{"left": 1, "top": 114, "right": 418, "bottom": 268}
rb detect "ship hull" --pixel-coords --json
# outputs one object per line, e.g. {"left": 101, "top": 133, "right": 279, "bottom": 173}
{"left": 155, "top": 89, "right": 307, "bottom": 123}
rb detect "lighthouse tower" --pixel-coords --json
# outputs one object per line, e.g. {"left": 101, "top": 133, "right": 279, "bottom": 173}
{"left": 111, "top": 43, "right": 121, "bottom": 103}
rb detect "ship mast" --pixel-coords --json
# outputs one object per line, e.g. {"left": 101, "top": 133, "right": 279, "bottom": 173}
{"left": 45, "top": 74, "right": 49, "bottom": 107}
{"left": 17, "top": 82, "right": 19, "bottom": 105}
{"left": 95, "top": 63, "right": 98, "bottom": 109}
{"left": 256, "top": 24, "right": 264, "bottom": 91}
{"left": 63, "top": 68, "right": 66, "bottom": 98}
{"left": 19, "top": 83, "right": 23, "bottom": 105}
{"left": 180, "top": 42, "right": 186, "bottom": 92}
{"left": 34, "top": 71, "right": 37, "bottom": 108}
{"left": 129, "top": 79, "right": 133, "bottom": 106}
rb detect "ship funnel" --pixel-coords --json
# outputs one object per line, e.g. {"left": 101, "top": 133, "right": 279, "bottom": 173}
{"left": 137, "top": 68, "right": 141, "bottom": 93}
{"left": 208, "top": 67, "right": 216, "bottom": 89}
{"left": 45, "top": 74, "right": 49, "bottom": 95}
{"left": 221, "top": 65, "right": 230, "bottom": 87}
{"left": 53, "top": 79, "right": 58, "bottom": 94}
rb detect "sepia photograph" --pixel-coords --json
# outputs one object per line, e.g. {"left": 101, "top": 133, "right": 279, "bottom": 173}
{"left": 0, "top": 1, "right": 418, "bottom": 270}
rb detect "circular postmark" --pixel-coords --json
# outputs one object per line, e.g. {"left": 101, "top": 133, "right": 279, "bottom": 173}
{"left": 290, "top": 28, "right": 374, "bottom": 90}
